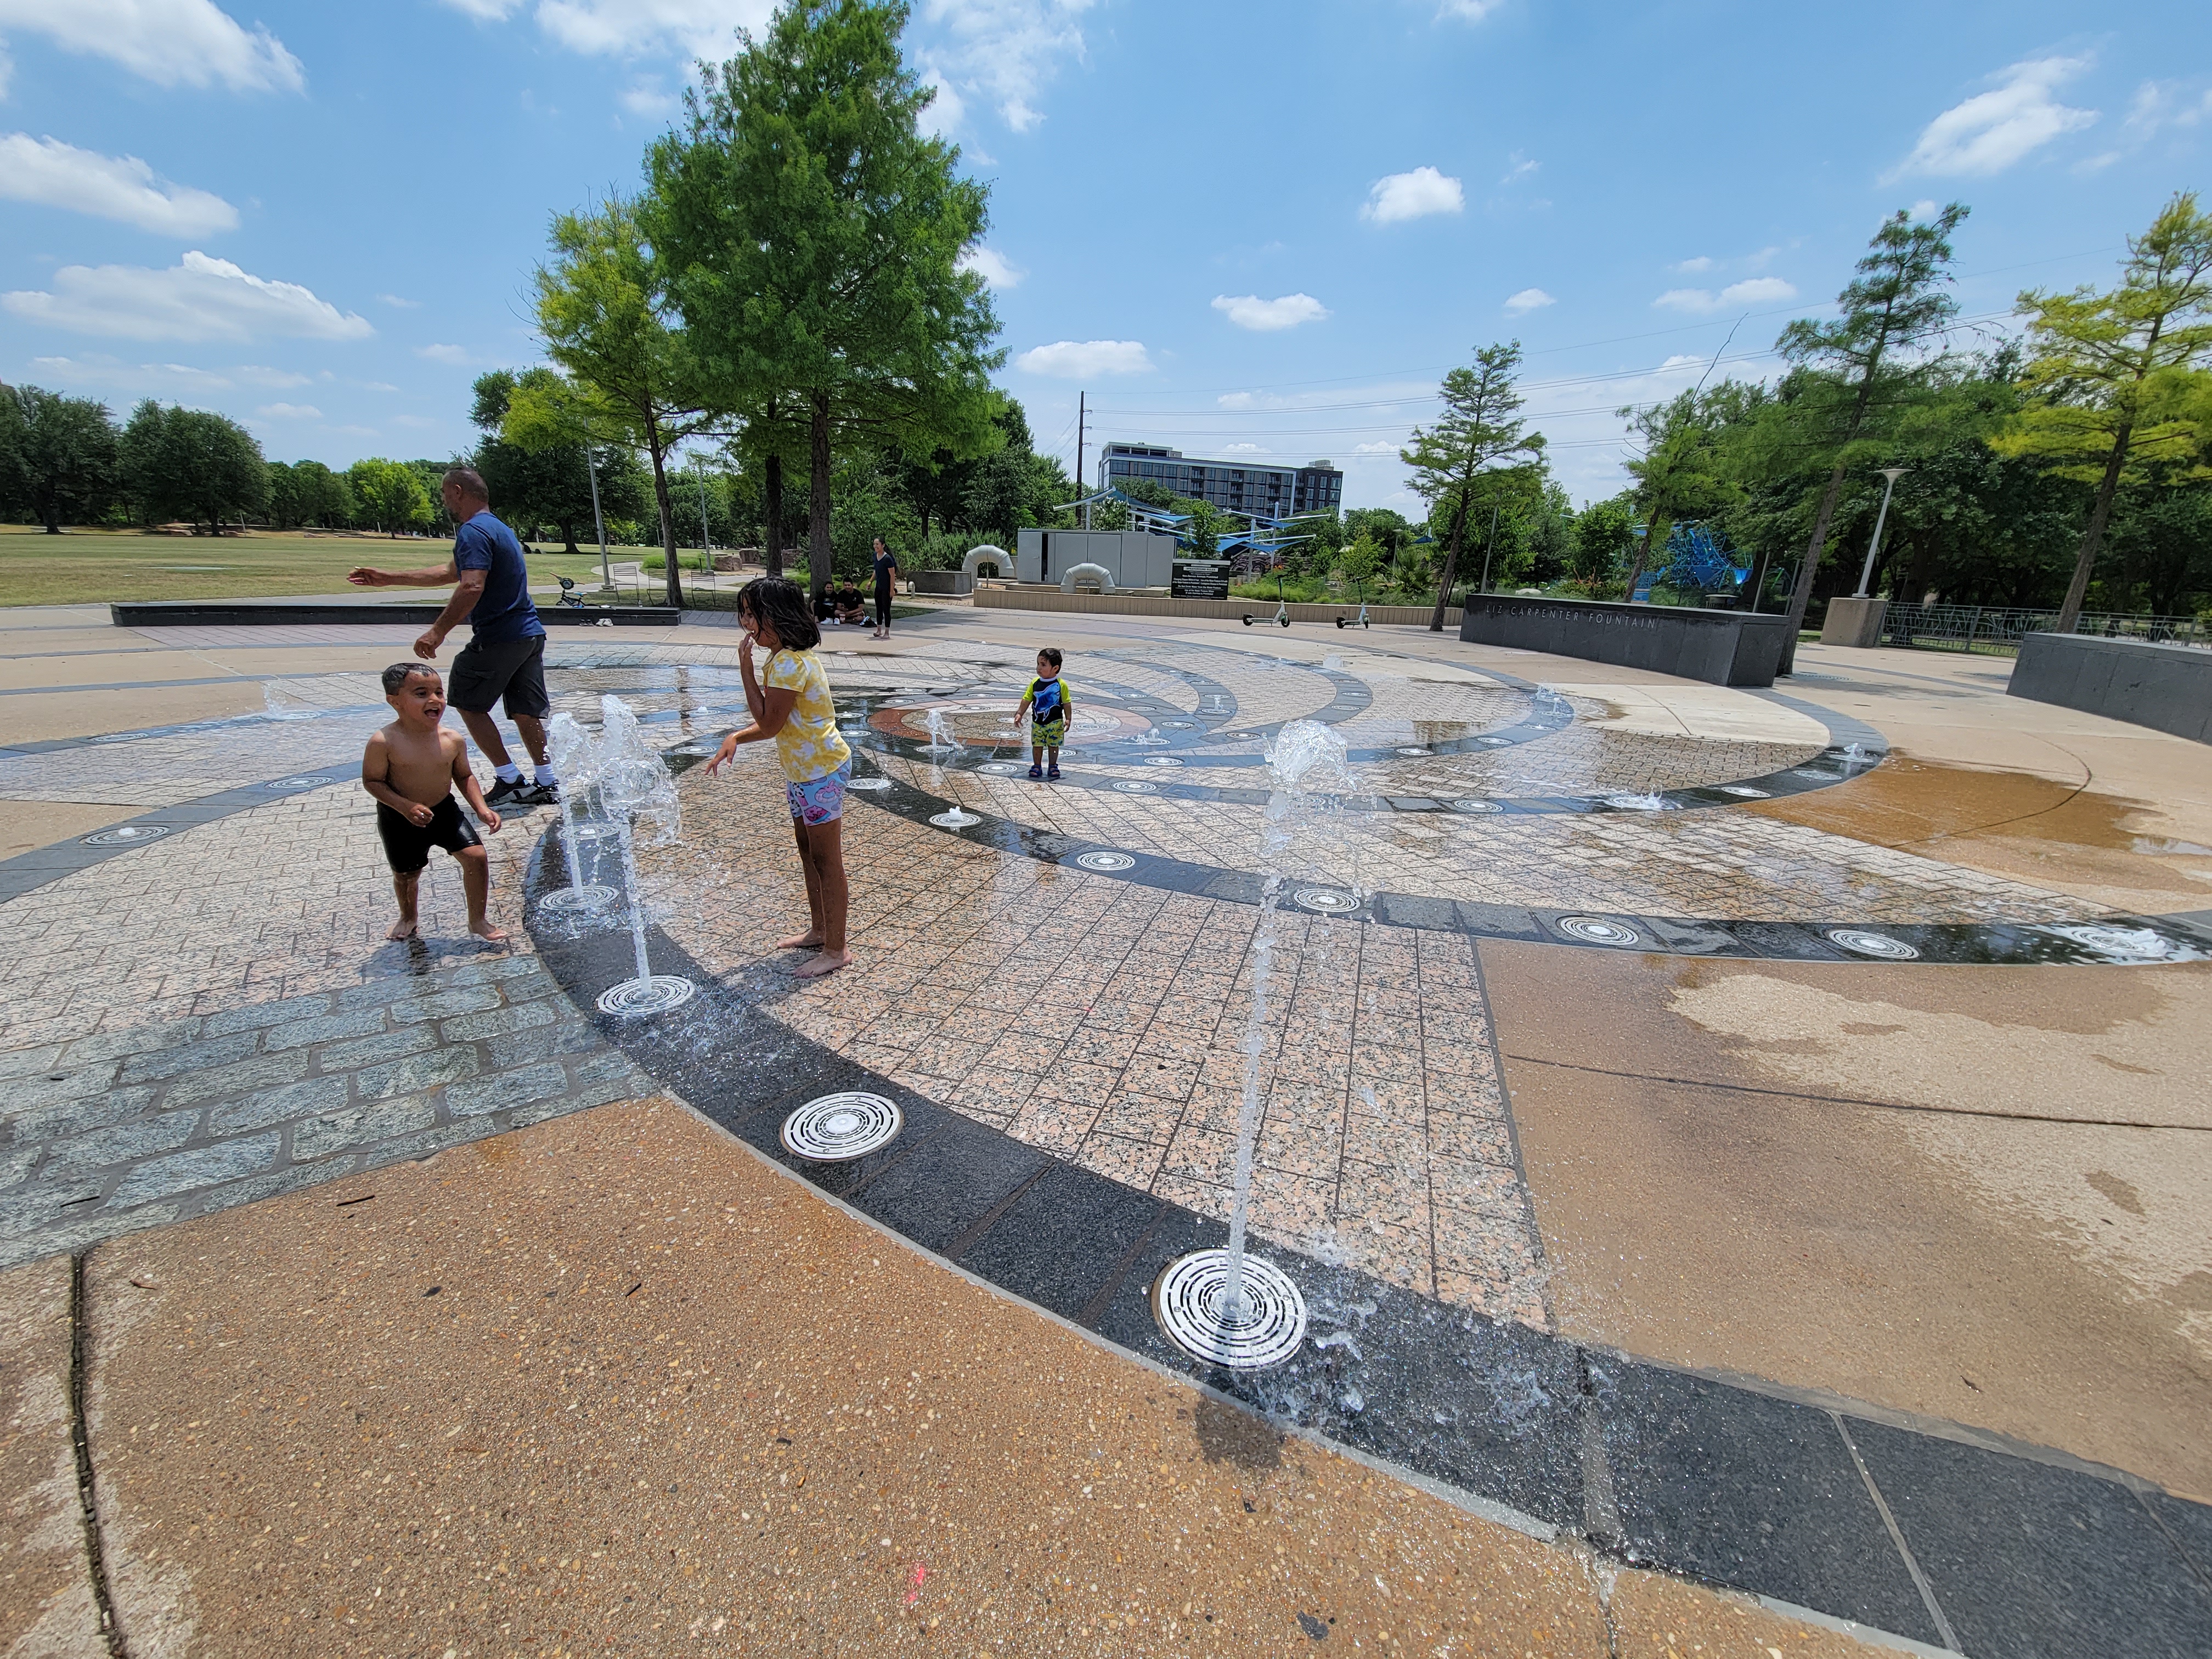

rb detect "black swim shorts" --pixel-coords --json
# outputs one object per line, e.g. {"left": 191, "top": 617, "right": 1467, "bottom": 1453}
{"left": 376, "top": 795, "right": 482, "bottom": 874}
{"left": 448, "top": 633, "right": 550, "bottom": 720}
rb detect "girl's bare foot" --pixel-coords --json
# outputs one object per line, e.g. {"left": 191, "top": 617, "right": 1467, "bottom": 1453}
{"left": 386, "top": 918, "right": 419, "bottom": 940}
{"left": 792, "top": 948, "right": 850, "bottom": 979}
{"left": 777, "top": 930, "right": 824, "bottom": 950}
{"left": 470, "top": 919, "right": 510, "bottom": 944}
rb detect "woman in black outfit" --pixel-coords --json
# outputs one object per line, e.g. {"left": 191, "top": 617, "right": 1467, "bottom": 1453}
{"left": 871, "top": 536, "right": 899, "bottom": 639}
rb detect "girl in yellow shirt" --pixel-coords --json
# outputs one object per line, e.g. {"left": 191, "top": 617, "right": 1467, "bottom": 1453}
{"left": 705, "top": 578, "right": 855, "bottom": 979}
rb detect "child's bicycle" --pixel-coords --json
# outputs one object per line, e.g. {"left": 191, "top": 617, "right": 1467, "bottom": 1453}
{"left": 554, "top": 575, "right": 586, "bottom": 610}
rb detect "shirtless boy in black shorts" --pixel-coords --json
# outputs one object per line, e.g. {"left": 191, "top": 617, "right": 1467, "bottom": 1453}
{"left": 362, "top": 662, "right": 505, "bottom": 943}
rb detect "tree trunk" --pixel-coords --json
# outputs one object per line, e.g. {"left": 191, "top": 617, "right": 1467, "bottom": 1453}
{"left": 41, "top": 496, "right": 59, "bottom": 534}
{"left": 1426, "top": 485, "right": 1472, "bottom": 632}
{"left": 1776, "top": 459, "right": 1848, "bottom": 672}
{"left": 764, "top": 451, "right": 785, "bottom": 579}
{"left": 646, "top": 417, "right": 683, "bottom": 608}
{"left": 1621, "top": 514, "right": 1665, "bottom": 604}
{"left": 2055, "top": 421, "right": 2133, "bottom": 634}
{"left": 560, "top": 518, "right": 580, "bottom": 556}
{"left": 808, "top": 392, "right": 832, "bottom": 601}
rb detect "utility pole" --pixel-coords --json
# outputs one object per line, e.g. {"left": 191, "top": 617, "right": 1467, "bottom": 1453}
{"left": 586, "top": 445, "right": 613, "bottom": 594}
{"left": 1076, "top": 392, "right": 1087, "bottom": 529}
{"left": 1475, "top": 504, "right": 1500, "bottom": 594}
{"left": 1853, "top": 469, "right": 1909, "bottom": 597}
{"left": 693, "top": 455, "right": 713, "bottom": 557}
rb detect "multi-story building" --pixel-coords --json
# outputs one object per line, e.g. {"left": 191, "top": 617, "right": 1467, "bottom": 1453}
{"left": 1099, "top": 443, "right": 1343, "bottom": 520}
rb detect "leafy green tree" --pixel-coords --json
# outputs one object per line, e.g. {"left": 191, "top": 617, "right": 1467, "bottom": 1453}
{"left": 121, "top": 402, "right": 267, "bottom": 535}
{"left": 1570, "top": 499, "right": 1636, "bottom": 591}
{"left": 529, "top": 195, "right": 720, "bottom": 605}
{"left": 266, "top": 459, "right": 354, "bottom": 529}
{"left": 1338, "top": 532, "right": 1381, "bottom": 590}
{"left": 1524, "top": 483, "right": 1573, "bottom": 585}
{"left": 0, "top": 385, "right": 118, "bottom": 533}
{"left": 347, "top": 458, "right": 432, "bottom": 537}
{"left": 1401, "top": 341, "right": 1545, "bottom": 629}
{"left": 1770, "top": 203, "right": 1968, "bottom": 665}
{"left": 1996, "top": 193, "right": 2212, "bottom": 630}
{"left": 473, "top": 368, "right": 647, "bottom": 552}
{"left": 648, "top": 0, "right": 1006, "bottom": 598}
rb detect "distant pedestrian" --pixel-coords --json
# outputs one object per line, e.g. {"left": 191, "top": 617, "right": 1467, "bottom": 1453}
{"left": 704, "top": 577, "right": 854, "bottom": 979}
{"left": 362, "top": 662, "right": 505, "bottom": 944}
{"left": 871, "top": 535, "right": 899, "bottom": 639}
{"left": 345, "top": 467, "right": 558, "bottom": 810}
{"left": 1016, "top": 647, "right": 1070, "bottom": 781}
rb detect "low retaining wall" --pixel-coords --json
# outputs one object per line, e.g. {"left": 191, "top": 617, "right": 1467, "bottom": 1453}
{"left": 974, "top": 589, "right": 1460, "bottom": 627}
{"left": 1457, "top": 594, "right": 1791, "bottom": 687}
{"left": 2007, "top": 631, "right": 2212, "bottom": 743}
{"left": 110, "top": 600, "right": 681, "bottom": 628}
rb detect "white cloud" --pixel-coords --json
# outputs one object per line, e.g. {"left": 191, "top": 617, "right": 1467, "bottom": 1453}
{"left": 1361, "top": 166, "right": 1464, "bottom": 224}
{"left": 916, "top": 0, "right": 1094, "bottom": 135}
{"left": 1211, "top": 292, "right": 1329, "bottom": 332}
{"left": 1352, "top": 441, "right": 1398, "bottom": 455}
{"left": 255, "top": 402, "right": 319, "bottom": 419}
{"left": 415, "top": 343, "right": 472, "bottom": 364}
{"left": 1437, "top": 0, "right": 1503, "bottom": 18}
{"left": 1499, "top": 150, "right": 1539, "bottom": 185}
{"left": 0, "top": 0, "right": 303, "bottom": 92}
{"left": 0, "top": 133, "right": 238, "bottom": 237}
{"left": 1889, "top": 57, "right": 2097, "bottom": 179}
{"left": 359, "top": 380, "right": 400, "bottom": 392}
{"left": 1673, "top": 256, "right": 1714, "bottom": 273}
{"left": 1909, "top": 200, "right": 1939, "bottom": 219}
{"left": 619, "top": 75, "right": 679, "bottom": 117}
{"left": 26, "top": 353, "right": 316, "bottom": 392}
{"left": 1220, "top": 442, "right": 1268, "bottom": 455}
{"left": 956, "top": 245, "right": 1023, "bottom": 289}
{"left": 1014, "top": 338, "right": 1149, "bottom": 377}
{"left": 2126, "top": 80, "right": 2212, "bottom": 136}
{"left": 1217, "top": 391, "right": 1254, "bottom": 409}
{"left": 531, "top": 0, "right": 770, "bottom": 58}
{"left": 1503, "top": 287, "right": 1554, "bottom": 314}
{"left": 377, "top": 294, "right": 420, "bottom": 309}
{"left": 1653, "top": 276, "right": 1799, "bottom": 314}
{"left": 3, "top": 252, "right": 372, "bottom": 343}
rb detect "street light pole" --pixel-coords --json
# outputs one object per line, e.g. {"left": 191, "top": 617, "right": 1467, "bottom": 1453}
{"left": 586, "top": 444, "right": 614, "bottom": 594}
{"left": 1854, "top": 468, "right": 1910, "bottom": 599}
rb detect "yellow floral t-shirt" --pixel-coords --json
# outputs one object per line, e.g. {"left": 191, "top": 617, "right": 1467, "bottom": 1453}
{"left": 762, "top": 648, "right": 850, "bottom": 782}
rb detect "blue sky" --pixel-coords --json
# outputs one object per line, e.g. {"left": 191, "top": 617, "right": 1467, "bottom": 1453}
{"left": 2, "top": 1, "right": 2206, "bottom": 514}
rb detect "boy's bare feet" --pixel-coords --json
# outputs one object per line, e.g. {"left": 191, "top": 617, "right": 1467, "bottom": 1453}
{"left": 777, "top": 930, "right": 824, "bottom": 950}
{"left": 470, "top": 919, "right": 510, "bottom": 944}
{"left": 386, "top": 918, "right": 419, "bottom": 940}
{"left": 792, "top": 948, "right": 850, "bottom": 979}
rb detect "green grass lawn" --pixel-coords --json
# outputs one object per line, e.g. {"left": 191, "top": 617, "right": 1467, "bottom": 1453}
{"left": 0, "top": 525, "right": 687, "bottom": 608}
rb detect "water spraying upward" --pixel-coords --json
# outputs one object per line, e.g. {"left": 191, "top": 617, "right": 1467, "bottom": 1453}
{"left": 1153, "top": 717, "right": 1362, "bottom": 1370}
{"left": 539, "top": 712, "right": 617, "bottom": 914}
{"left": 919, "top": 706, "right": 958, "bottom": 757}
{"left": 591, "top": 695, "right": 696, "bottom": 1018}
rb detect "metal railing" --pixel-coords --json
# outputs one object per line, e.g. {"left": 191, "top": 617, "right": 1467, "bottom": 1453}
{"left": 1877, "top": 603, "right": 2210, "bottom": 654}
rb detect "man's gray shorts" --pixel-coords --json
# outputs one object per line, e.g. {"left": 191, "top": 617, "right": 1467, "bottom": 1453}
{"left": 448, "top": 633, "right": 550, "bottom": 719}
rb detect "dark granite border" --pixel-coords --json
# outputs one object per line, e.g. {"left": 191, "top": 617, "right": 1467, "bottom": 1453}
{"left": 523, "top": 831, "right": 2212, "bottom": 1659}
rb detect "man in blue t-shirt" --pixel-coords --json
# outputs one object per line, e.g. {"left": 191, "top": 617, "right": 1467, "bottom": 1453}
{"left": 346, "top": 467, "right": 556, "bottom": 808}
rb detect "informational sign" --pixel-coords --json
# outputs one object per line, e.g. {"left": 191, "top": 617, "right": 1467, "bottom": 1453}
{"left": 1171, "top": 560, "right": 1231, "bottom": 600}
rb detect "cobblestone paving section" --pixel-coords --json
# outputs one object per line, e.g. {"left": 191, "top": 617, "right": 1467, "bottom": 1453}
{"left": 0, "top": 781, "right": 556, "bottom": 1051}
{"left": 861, "top": 749, "right": 2106, "bottom": 924}
{"left": 0, "top": 952, "right": 649, "bottom": 1268}
{"left": 643, "top": 753, "right": 1551, "bottom": 1325}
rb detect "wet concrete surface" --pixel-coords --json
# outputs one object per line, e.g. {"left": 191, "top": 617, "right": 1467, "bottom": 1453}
{"left": 1480, "top": 940, "right": 2212, "bottom": 1500}
{"left": 62, "top": 1098, "right": 1891, "bottom": 1658}
{"left": 1751, "top": 750, "right": 2212, "bottom": 917}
